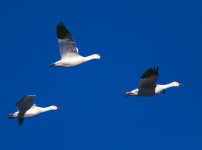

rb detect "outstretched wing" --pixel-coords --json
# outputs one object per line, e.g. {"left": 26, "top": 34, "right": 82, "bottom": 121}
{"left": 16, "top": 95, "right": 35, "bottom": 111}
{"left": 139, "top": 67, "right": 159, "bottom": 88}
{"left": 57, "top": 22, "right": 79, "bottom": 58}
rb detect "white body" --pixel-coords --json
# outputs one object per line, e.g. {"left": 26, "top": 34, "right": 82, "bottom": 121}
{"left": 51, "top": 23, "right": 101, "bottom": 68}
{"left": 9, "top": 95, "right": 59, "bottom": 125}
{"left": 52, "top": 54, "right": 101, "bottom": 67}
{"left": 126, "top": 82, "right": 182, "bottom": 96}
{"left": 10, "top": 105, "right": 59, "bottom": 118}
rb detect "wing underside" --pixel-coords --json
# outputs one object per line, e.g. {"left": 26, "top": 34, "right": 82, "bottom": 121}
{"left": 57, "top": 23, "right": 78, "bottom": 58}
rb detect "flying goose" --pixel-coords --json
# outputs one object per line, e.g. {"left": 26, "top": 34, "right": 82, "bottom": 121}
{"left": 125, "top": 67, "right": 183, "bottom": 96}
{"left": 8, "top": 95, "right": 60, "bottom": 126}
{"left": 50, "top": 22, "right": 102, "bottom": 67}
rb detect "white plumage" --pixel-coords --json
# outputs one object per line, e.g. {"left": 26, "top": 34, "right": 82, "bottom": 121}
{"left": 50, "top": 23, "right": 102, "bottom": 67}
{"left": 125, "top": 67, "right": 183, "bottom": 96}
{"left": 8, "top": 95, "right": 60, "bottom": 126}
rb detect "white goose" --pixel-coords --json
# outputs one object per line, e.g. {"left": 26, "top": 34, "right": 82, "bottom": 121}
{"left": 125, "top": 67, "right": 182, "bottom": 96}
{"left": 50, "top": 22, "right": 102, "bottom": 67}
{"left": 8, "top": 95, "right": 60, "bottom": 126}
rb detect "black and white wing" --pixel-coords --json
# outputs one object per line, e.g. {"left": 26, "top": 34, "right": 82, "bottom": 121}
{"left": 57, "top": 22, "right": 79, "bottom": 58}
{"left": 16, "top": 95, "right": 35, "bottom": 111}
{"left": 139, "top": 67, "right": 159, "bottom": 88}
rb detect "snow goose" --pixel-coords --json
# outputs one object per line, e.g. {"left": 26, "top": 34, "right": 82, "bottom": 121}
{"left": 125, "top": 67, "right": 183, "bottom": 96}
{"left": 50, "top": 22, "right": 102, "bottom": 67}
{"left": 8, "top": 95, "right": 60, "bottom": 126}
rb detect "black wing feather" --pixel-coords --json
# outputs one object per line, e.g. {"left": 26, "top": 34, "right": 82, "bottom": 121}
{"left": 57, "top": 22, "right": 74, "bottom": 40}
{"left": 16, "top": 97, "right": 25, "bottom": 106}
{"left": 18, "top": 118, "right": 24, "bottom": 126}
{"left": 141, "top": 67, "right": 159, "bottom": 79}
{"left": 16, "top": 95, "right": 35, "bottom": 111}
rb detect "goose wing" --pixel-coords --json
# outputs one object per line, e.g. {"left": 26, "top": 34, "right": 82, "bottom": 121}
{"left": 57, "top": 22, "right": 79, "bottom": 59}
{"left": 139, "top": 67, "right": 159, "bottom": 88}
{"left": 18, "top": 118, "right": 24, "bottom": 126}
{"left": 16, "top": 95, "right": 35, "bottom": 111}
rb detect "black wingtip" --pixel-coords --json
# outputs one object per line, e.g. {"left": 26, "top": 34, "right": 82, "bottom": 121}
{"left": 18, "top": 118, "right": 24, "bottom": 126}
{"left": 154, "top": 66, "right": 159, "bottom": 76}
{"left": 57, "top": 22, "right": 70, "bottom": 39}
{"left": 141, "top": 66, "right": 159, "bottom": 78}
{"left": 15, "top": 95, "right": 35, "bottom": 107}
{"left": 15, "top": 97, "right": 25, "bottom": 106}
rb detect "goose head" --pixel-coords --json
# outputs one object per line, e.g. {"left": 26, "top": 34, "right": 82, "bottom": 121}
{"left": 171, "top": 82, "right": 183, "bottom": 87}
{"left": 91, "top": 54, "right": 102, "bottom": 60}
{"left": 50, "top": 105, "right": 61, "bottom": 110}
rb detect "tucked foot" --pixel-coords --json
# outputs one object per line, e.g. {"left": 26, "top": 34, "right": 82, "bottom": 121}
{"left": 125, "top": 92, "right": 133, "bottom": 96}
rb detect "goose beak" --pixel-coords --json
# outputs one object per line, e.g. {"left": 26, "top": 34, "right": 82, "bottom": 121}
{"left": 179, "top": 83, "right": 183, "bottom": 86}
{"left": 57, "top": 107, "right": 61, "bottom": 110}
{"left": 100, "top": 55, "right": 103, "bottom": 59}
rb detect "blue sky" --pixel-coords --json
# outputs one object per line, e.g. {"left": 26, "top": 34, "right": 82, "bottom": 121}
{"left": 0, "top": 0, "right": 201, "bottom": 149}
